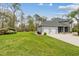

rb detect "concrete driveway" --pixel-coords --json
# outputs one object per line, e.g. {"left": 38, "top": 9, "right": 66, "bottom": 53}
{"left": 48, "top": 33, "right": 79, "bottom": 46}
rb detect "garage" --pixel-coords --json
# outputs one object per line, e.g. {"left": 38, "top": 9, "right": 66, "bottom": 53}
{"left": 42, "top": 27, "right": 58, "bottom": 34}
{"left": 37, "top": 18, "right": 70, "bottom": 35}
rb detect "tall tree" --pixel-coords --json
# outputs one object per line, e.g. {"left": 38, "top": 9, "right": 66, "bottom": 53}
{"left": 19, "top": 10, "right": 25, "bottom": 31}
{"left": 20, "top": 10, "right": 24, "bottom": 24}
{"left": 27, "top": 16, "right": 35, "bottom": 31}
{"left": 41, "top": 16, "right": 47, "bottom": 22}
{"left": 34, "top": 14, "right": 41, "bottom": 21}
{"left": 68, "top": 10, "right": 79, "bottom": 18}
{"left": 33, "top": 14, "right": 47, "bottom": 30}
{"left": 34, "top": 14, "right": 47, "bottom": 23}
{"left": 10, "top": 3, "right": 21, "bottom": 28}
{"left": 68, "top": 9, "right": 79, "bottom": 35}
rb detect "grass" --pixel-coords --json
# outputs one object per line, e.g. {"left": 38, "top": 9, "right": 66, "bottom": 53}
{"left": 0, "top": 32, "right": 79, "bottom": 56}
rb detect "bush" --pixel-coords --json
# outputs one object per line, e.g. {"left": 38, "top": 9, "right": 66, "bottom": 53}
{"left": 72, "top": 28, "right": 76, "bottom": 32}
{"left": 72, "top": 25, "right": 79, "bottom": 32}
{"left": 0, "top": 28, "right": 16, "bottom": 35}
{"left": 72, "top": 23, "right": 79, "bottom": 35}
{"left": 44, "top": 32, "right": 47, "bottom": 35}
{"left": 6, "top": 30, "right": 16, "bottom": 34}
{"left": 0, "top": 28, "right": 8, "bottom": 35}
{"left": 37, "top": 31, "right": 41, "bottom": 35}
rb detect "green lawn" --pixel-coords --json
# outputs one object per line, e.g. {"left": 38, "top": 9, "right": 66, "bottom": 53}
{"left": 0, "top": 32, "right": 79, "bottom": 56}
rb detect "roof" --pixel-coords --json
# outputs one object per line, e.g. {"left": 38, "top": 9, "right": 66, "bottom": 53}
{"left": 40, "top": 18, "right": 70, "bottom": 27}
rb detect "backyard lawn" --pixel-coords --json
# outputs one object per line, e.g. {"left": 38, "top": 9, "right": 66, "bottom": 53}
{"left": 0, "top": 32, "right": 79, "bottom": 56}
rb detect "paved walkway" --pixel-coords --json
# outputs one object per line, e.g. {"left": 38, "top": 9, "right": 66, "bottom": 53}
{"left": 48, "top": 33, "right": 79, "bottom": 46}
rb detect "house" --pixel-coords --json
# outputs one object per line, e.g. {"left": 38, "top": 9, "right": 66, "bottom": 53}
{"left": 37, "top": 18, "right": 71, "bottom": 34}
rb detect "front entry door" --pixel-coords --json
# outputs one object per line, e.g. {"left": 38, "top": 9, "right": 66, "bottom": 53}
{"left": 65, "top": 27, "right": 69, "bottom": 32}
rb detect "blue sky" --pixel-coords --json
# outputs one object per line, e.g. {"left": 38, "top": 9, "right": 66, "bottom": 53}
{"left": 20, "top": 3, "right": 76, "bottom": 19}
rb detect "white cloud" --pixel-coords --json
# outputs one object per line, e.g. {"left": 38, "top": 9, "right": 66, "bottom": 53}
{"left": 39, "top": 3, "right": 53, "bottom": 6}
{"left": 49, "top": 3, "right": 53, "bottom": 6}
{"left": 39, "top": 3, "right": 43, "bottom": 6}
{"left": 59, "top": 4, "right": 79, "bottom": 10}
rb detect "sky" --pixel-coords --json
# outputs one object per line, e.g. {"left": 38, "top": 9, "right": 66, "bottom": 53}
{"left": 20, "top": 3, "right": 79, "bottom": 20}
{"left": 0, "top": 3, "right": 79, "bottom": 20}
{"left": 0, "top": 3, "right": 77, "bottom": 20}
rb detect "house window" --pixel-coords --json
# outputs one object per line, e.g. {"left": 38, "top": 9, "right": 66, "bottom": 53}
{"left": 58, "top": 27, "right": 63, "bottom": 33}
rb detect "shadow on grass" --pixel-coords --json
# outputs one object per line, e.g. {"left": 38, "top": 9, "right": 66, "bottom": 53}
{"left": 0, "top": 32, "right": 17, "bottom": 36}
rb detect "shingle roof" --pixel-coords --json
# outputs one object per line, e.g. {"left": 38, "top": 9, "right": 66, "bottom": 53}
{"left": 40, "top": 18, "right": 70, "bottom": 27}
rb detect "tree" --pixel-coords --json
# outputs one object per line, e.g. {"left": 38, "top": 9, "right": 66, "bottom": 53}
{"left": 68, "top": 9, "right": 79, "bottom": 35}
{"left": 72, "top": 23, "right": 79, "bottom": 35}
{"left": 33, "top": 14, "right": 41, "bottom": 21}
{"left": 33, "top": 14, "right": 47, "bottom": 30}
{"left": 10, "top": 3, "right": 21, "bottom": 28}
{"left": 27, "top": 16, "right": 35, "bottom": 31}
{"left": 68, "top": 10, "right": 79, "bottom": 18}
{"left": 34, "top": 14, "right": 47, "bottom": 23}
{"left": 18, "top": 10, "right": 25, "bottom": 32}
{"left": 18, "top": 23, "right": 25, "bottom": 32}
{"left": 0, "top": 3, "right": 21, "bottom": 34}
{"left": 41, "top": 16, "right": 47, "bottom": 22}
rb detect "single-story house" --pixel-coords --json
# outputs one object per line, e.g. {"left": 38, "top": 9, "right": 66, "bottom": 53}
{"left": 37, "top": 18, "right": 71, "bottom": 34}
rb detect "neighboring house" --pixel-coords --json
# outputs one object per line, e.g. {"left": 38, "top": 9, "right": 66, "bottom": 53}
{"left": 37, "top": 18, "right": 71, "bottom": 34}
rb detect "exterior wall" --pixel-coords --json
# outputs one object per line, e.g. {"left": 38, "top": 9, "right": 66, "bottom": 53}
{"left": 72, "top": 18, "right": 78, "bottom": 26}
{"left": 37, "top": 27, "right": 58, "bottom": 35}
{"left": 37, "top": 27, "right": 42, "bottom": 33}
{"left": 37, "top": 26, "right": 70, "bottom": 35}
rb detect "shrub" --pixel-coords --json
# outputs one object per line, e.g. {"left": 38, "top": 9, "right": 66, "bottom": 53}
{"left": 44, "top": 32, "right": 47, "bottom": 35}
{"left": 72, "top": 23, "right": 79, "bottom": 35}
{"left": 37, "top": 31, "right": 41, "bottom": 35}
{"left": 6, "top": 30, "right": 16, "bottom": 34}
{"left": 0, "top": 28, "right": 16, "bottom": 35}
{"left": 72, "top": 28, "right": 76, "bottom": 32}
{"left": 72, "top": 25, "right": 79, "bottom": 32}
{"left": 0, "top": 28, "right": 8, "bottom": 35}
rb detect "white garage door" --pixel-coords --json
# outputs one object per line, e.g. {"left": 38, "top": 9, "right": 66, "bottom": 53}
{"left": 50, "top": 27, "right": 58, "bottom": 34}
{"left": 43, "top": 27, "right": 58, "bottom": 34}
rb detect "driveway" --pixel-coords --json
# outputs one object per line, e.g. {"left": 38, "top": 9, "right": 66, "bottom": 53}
{"left": 48, "top": 33, "right": 79, "bottom": 46}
